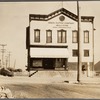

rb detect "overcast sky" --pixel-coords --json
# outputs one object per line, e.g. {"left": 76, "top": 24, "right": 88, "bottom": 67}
{"left": 0, "top": 1, "right": 100, "bottom": 70}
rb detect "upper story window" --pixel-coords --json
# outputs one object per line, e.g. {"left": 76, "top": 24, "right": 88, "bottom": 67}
{"left": 46, "top": 30, "right": 52, "bottom": 43}
{"left": 84, "top": 30, "right": 89, "bottom": 43}
{"left": 72, "top": 49, "right": 78, "bottom": 57}
{"left": 84, "top": 50, "right": 89, "bottom": 57}
{"left": 72, "top": 30, "right": 78, "bottom": 43}
{"left": 34, "top": 29, "right": 40, "bottom": 43}
{"left": 57, "top": 29, "right": 66, "bottom": 43}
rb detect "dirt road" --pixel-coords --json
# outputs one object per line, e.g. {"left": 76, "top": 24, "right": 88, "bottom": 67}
{"left": 1, "top": 83, "right": 100, "bottom": 98}
{"left": 0, "top": 71, "right": 100, "bottom": 99}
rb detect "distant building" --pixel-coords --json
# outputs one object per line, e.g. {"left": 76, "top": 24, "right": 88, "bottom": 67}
{"left": 26, "top": 8, "right": 94, "bottom": 72}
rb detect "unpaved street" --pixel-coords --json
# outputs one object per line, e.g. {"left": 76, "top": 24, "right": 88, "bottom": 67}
{"left": 2, "top": 83, "right": 100, "bottom": 98}
{"left": 0, "top": 71, "right": 100, "bottom": 99}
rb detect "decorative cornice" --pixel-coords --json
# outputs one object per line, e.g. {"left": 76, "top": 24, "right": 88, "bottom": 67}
{"left": 29, "top": 8, "right": 94, "bottom": 23}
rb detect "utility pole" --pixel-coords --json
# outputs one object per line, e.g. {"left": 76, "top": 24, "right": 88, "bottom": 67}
{"left": 0, "top": 59, "right": 1, "bottom": 68}
{"left": 5, "top": 56, "right": 8, "bottom": 68}
{"left": 77, "top": 1, "right": 82, "bottom": 82}
{"left": 13, "top": 59, "right": 16, "bottom": 69}
{"left": 8, "top": 52, "right": 11, "bottom": 68}
{"left": 0, "top": 44, "right": 7, "bottom": 68}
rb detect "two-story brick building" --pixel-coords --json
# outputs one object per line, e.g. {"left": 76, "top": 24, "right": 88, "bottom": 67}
{"left": 26, "top": 8, "right": 94, "bottom": 72}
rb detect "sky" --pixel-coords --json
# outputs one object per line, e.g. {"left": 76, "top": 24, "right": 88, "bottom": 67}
{"left": 0, "top": 1, "right": 100, "bottom": 70}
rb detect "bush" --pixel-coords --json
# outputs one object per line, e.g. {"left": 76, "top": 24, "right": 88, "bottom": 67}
{"left": 7, "top": 67, "right": 15, "bottom": 72}
{"left": 14, "top": 69, "right": 22, "bottom": 72}
{"left": 6, "top": 67, "right": 22, "bottom": 72}
{"left": 0, "top": 68, "right": 14, "bottom": 77}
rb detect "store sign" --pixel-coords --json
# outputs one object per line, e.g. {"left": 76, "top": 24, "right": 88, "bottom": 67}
{"left": 48, "top": 21, "right": 74, "bottom": 28}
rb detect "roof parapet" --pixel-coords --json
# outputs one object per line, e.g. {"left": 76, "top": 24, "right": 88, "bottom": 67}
{"left": 29, "top": 8, "right": 94, "bottom": 23}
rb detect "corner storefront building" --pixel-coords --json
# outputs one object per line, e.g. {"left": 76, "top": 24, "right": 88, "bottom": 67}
{"left": 26, "top": 8, "right": 94, "bottom": 72}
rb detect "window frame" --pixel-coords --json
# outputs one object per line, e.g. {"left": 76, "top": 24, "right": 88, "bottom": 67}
{"left": 72, "top": 49, "right": 78, "bottom": 57}
{"left": 84, "top": 50, "right": 89, "bottom": 57}
{"left": 34, "top": 29, "right": 40, "bottom": 43}
{"left": 84, "top": 30, "right": 89, "bottom": 43}
{"left": 72, "top": 30, "right": 78, "bottom": 43}
{"left": 46, "top": 30, "right": 52, "bottom": 43}
{"left": 57, "top": 29, "right": 67, "bottom": 43}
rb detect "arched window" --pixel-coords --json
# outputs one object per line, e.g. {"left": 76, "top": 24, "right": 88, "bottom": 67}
{"left": 34, "top": 29, "right": 40, "bottom": 42}
{"left": 84, "top": 30, "right": 89, "bottom": 43}
{"left": 72, "top": 30, "right": 78, "bottom": 43}
{"left": 57, "top": 29, "right": 67, "bottom": 43}
{"left": 46, "top": 30, "right": 52, "bottom": 43}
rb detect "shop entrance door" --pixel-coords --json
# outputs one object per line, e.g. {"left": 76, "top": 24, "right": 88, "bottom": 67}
{"left": 43, "top": 58, "right": 55, "bottom": 69}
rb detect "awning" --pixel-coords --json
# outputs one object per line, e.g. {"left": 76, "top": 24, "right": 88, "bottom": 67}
{"left": 30, "top": 48, "right": 69, "bottom": 58}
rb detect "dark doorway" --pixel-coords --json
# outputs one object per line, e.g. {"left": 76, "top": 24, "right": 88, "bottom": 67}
{"left": 43, "top": 58, "right": 55, "bottom": 69}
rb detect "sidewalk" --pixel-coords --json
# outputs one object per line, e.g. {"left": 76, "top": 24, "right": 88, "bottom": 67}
{"left": 0, "top": 70, "right": 100, "bottom": 84}
{"left": 79, "top": 76, "right": 100, "bottom": 84}
{"left": 63, "top": 71, "right": 100, "bottom": 84}
{"left": 14, "top": 70, "right": 100, "bottom": 84}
